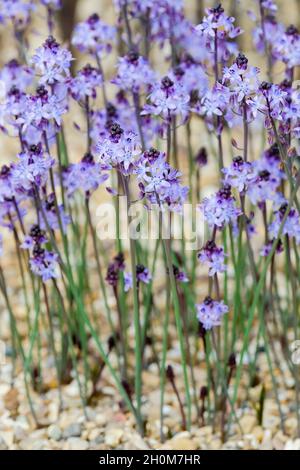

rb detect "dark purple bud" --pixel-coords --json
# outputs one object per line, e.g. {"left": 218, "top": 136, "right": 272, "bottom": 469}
{"left": 0, "top": 165, "right": 11, "bottom": 179}
{"left": 166, "top": 365, "right": 175, "bottom": 381}
{"left": 200, "top": 386, "right": 208, "bottom": 400}
{"left": 126, "top": 50, "right": 139, "bottom": 65}
{"left": 107, "top": 335, "right": 116, "bottom": 352}
{"left": 235, "top": 53, "right": 248, "bottom": 70}
{"left": 44, "top": 35, "right": 59, "bottom": 50}
{"left": 144, "top": 147, "right": 160, "bottom": 163}
{"left": 286, "top": 24, "right": 299, "bottom": 36}
{"left": 82, "top": 152, "right": 95, "bottom": 164}
{"left": 109, "top": 122, "right": 124, "bottom": 142}
{"left": 161, "top": 76, "right": 174, "bottom": 90}
{"left": 106, "top": 102, "right": 117, "bottom": 119}
{"left": 195, "top": 147, "right": 208, "bottom": 167}
{"left": 228, "top": 352, "right": 236, "bottom": 368}
{"left": 88, "top": 13, "right": 100, "bottom": 25}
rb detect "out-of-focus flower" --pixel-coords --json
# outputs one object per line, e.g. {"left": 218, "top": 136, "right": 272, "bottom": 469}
{"left": 21, "top": 224, "right": 47, "bottom": 249}
{"left": 124, "top": 264, "right": 152, "bottom": 291}
{"left": 72, "top": 13, "right": 116, "bottom": 57}
{"left": 63, "top": 152, "right": 108, "bottom": 197}
{"left": 29, "top": 243, "right": 59, "bottom": 282}
{"left": 0, "top": 59, "right": 33, "bottom": 92}
{"left": 268, "top": 204, "right": 300, "bottom": 244}
{"left": 112, "top": 51, "right": 155, "bottom": 93}
{"left": 70, "top": 64, "right": 103, "bottom": 102}
{"left": 0, "top": 0, "right": 34, "bottom": 30}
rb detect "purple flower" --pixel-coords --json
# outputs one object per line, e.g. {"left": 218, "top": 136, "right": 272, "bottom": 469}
{"left": 70, "top": 64, "right": 103, "bottom": 102}
{"left": 268, "top": 204, "right": 300, "bottom": 244}
{"left": 196, "top": 296, "right": 228, "bottom": 330}
{"left": 124, "top": 264, "right": 152, "bottom": 292}
{"left": 195, "top": 4, "right": 242, "bottom": 61}
{"left": 0, "top": 165, "right": 14, "bottom": 202}
{"left": 200, "top": 185, "right": 242, "bottom": 229}
{"left": 260, "top": 238, "right": 283, "bottom": 257}
{"left": 173, "top": 265, "right": 189, "bottom": 283}
{"left": 72, "top": 13, "right": 115, "bottom": 57}
{"left": 31, "top": 36, "right": 72, "bottom": 85}
{"left": 0, "top": 59, "right": 33, "bottom": 92}
{"left": 11, "top": 143, "right": 55, "bottom": 192}
{"left": 29, "top": 243, "right": 59, "bottom": 282}
{"left": 96, "top": 123, "right": 141, "bottom": 174}
{"left": 112, "top": 51, "right": 155, "bottom": 93}
{"left": 17, "top": 85, "right": 67, "bottom": 131}
{"left": 63, "top": 153, "right": 108, "bottom": 197}
{"left": 222, "top": 156, "right": 254, "bottom": 193}
{"left": 142, "top": 75, "right": 190, "bottom": 121}
{"left": 198, "top": 241, "right": 227, "bottom": 276}
{"left": 39, "top": 193, "right": 70, "bottom": 233}
{"left": 247, "top": 145, "right": 285, "bottom": 206}
{"left": 136, "top": 148, "right": 188, "bottom": 212}
{"left": 20, "top": 224, "right": 47, "bottom": 249}
{"left": 0, "top": 0, "right": 34, "bottom": 30}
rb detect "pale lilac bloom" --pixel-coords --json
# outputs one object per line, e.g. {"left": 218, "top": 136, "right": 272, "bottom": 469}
{"left": 136, "top": 148, "right": 189, "bottom": 212}
{"left": 63, "top": 153, "right": 108, "bottom": 197}
{"left": 0, "top": 59, "right": 33, "bottom": 92}
{"left": 200, "top": 185, "right": 242, "bottom": 229}
{"left": 72, "top": 13, "right": 115, "bottom": 57}
{"left": 30, "top": 245, "right": 59, "bottom": 282}
{"left": 0, "top": 0, "right": 34, "bottom": 30}
{"left": 112, "top": 51, "right": 155, "bottom": 93}
{"left": 142, "top": 76, "right": 190, "bottom": 121}
{"left": 31, "top": 36, "right": 72, "bottom": 85}
{"left": 96, "top": 123, "right": 141, "bottom": 174}
{"left": 222, "top": 156, "right": 254, "bottom": 193}
{"left": 70, "top": 64, "right": 103, "bottom": 101}
{"left": 196, "top": 296, "right": 228, "bottom": 330}
{"left": 198, "top": 241, "right": 227, "bottom": 276}
{"left": 269, "top": 204, "right": 300, "bottom": 244}
{"left": 11, "top": 144, "right": 55, "bottom": 191}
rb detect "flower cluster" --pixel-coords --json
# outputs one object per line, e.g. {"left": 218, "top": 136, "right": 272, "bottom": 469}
{"left": 198, "top": 241, "right": 227, "bottom": 277}
{"left": 72, "top": 13, "right": 116, "bottom": 57}
{"left": 196, "top": 296, "right": 228, "bottom": 330}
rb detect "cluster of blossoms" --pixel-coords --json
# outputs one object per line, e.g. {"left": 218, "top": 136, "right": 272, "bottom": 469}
{"left": 252, "top": 0, "right": 300, "bottom": 73}
{"left": 96, "top": 122, "right": 141, "bottom": 175}
{"left": 196, "top": 296, "right": 228, "bottom": 331}
{"left": 63, "top": 153, "right": 108, "bottom": 198}
{"left": 72, "top": 13, "right": 116, "bottom": 57}
{"left": 112, "top": 51, "right": 155, "bottom": 94}
{"left": 20, "top": 223, "right": 59, "bottom": 282}
{"left": 69, "top": 64, "right": 103, "bottom": 102}
{"left": 0, "top": 0, "right": 34, "bottom": 31}
{"left": 31, "top": 36, "right": 72, "bottom": 85}
{"left": 136, "top": 147, "right": 189, "bottom": 212}
{"left": 198, "top": 241, "right": 227, "bottom": 277}
{"left": 196, "top": 4, "right": 242, "bottom": 61}
{"left": 142, "top": 75, "right": 190, "bottom": 122}
{"left": 200, "top": 185, "right": 242, "bottom": 231}
{"left": 106, "top": 253, "right": 151, "bottom": 292}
